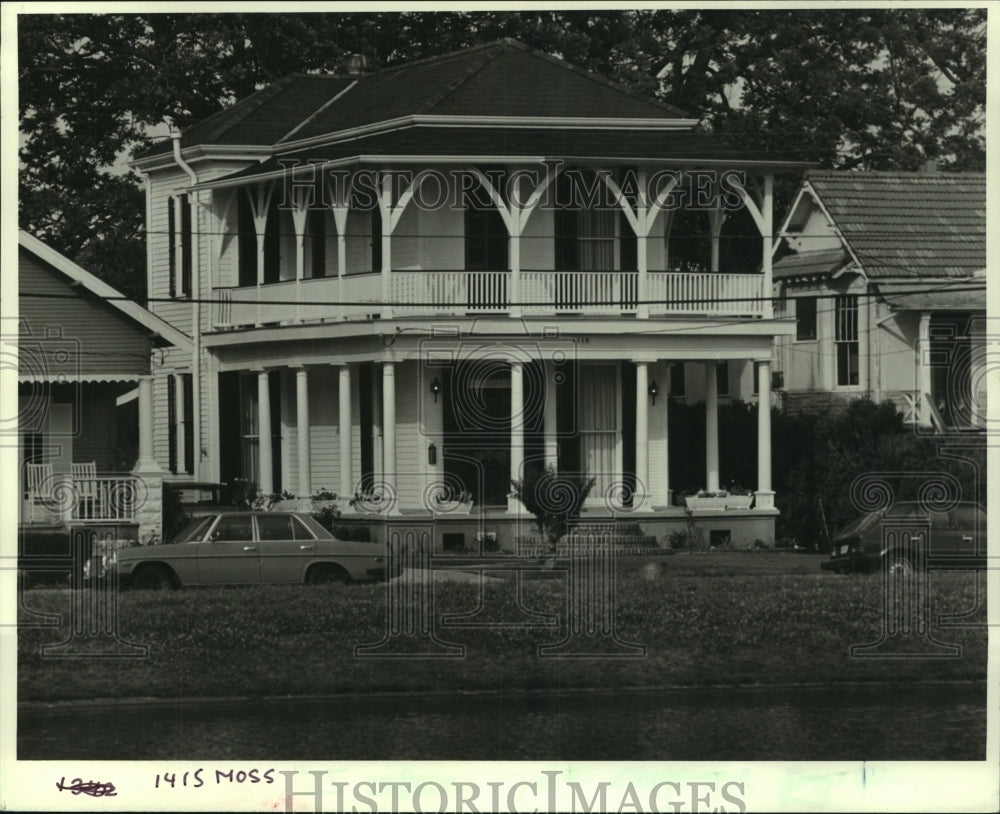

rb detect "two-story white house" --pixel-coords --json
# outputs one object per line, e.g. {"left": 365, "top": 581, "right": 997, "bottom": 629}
{"left": 130, "top": 38, "right": 811, "bottom": 549}
{"left": 771, "top": 168, "right": 986, "bottom": 430}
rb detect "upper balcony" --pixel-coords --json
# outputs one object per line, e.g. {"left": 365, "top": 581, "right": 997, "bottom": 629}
{"left": 212, "top": 268, "right": 767, "bottom": 329}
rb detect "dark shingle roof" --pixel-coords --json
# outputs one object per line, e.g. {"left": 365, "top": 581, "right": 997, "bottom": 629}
{"left": 208, "top": 124, "right": 806, "bottom": 188}
{"left": 137, "top": 39, "right": 693, "bottom": 161}
{"left": 805, "top": 170, "right": 985, "bottom": 279}
{"left": 286, "top": 39, "right": 689, "bottom": 144}
{"left": 138, "top": 74, "right": 356, "bottom": 158}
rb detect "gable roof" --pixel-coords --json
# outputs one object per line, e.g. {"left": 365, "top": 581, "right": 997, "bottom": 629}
{"left": 18, "top": 231, "right": 193, "bottom": 352}
{"left": 801, "top": 170, "right": 985, "bottom": 279}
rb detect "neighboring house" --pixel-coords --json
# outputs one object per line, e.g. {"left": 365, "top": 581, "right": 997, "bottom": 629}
{"left": 17, "top": 231, "right": 191, "bottom": 539}
{"left": 770, "top": 169, "right": 986, "bottom": 430}
{"left": 130, "top": 38, "right": 812, "bottom": 548}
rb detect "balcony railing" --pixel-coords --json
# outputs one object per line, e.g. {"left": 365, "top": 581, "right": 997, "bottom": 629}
{"left": 212, "top": 270, "right": 765, "bottom": 328}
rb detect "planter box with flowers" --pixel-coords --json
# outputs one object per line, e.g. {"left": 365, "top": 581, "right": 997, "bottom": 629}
{"left": 430, "top": 487, "right": 474, "bottom": 516}
{"left": 684, "top": 492, "right": 730, "bottom": 510}
{"left": 683, "top": 489, "right": 755, "bottom": 511}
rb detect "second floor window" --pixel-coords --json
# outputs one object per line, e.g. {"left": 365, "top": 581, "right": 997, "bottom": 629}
{"left": 716, "top": 361, "right": 729, "bottom": 397}
{"left": 168, "top": 194, "right": 192, "bottom": 297}
{"left": 796, "top": 296, "right": 817, "bottom": 340}
{"left": 835, "top": 294, "right": 859, "bottom": 386}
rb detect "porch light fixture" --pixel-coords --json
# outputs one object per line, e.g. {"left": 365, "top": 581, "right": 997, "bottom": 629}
{"left": 430, "top": 377, "right": 442, "bottom": 402}
{"left": 649, "top": 380, "right": 660, "bottom": 405}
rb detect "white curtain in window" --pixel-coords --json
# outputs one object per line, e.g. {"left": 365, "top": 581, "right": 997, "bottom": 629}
{"left": 579, "top": 365, "right": 619, "bottom": 499}
{"left": 578, "top": 208, "right": 615, "bottom": 271}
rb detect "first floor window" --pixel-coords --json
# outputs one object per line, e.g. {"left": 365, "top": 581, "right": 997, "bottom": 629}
{"left": 835, "top": 294, "right": 859, "bottom": 386}
{"left": 716, "top": 361, "right": 729, "bottom": 397}
{"left": 796, "top": 296, "right": 817, "bottom": 340}
{"left": 670, "top": 363, "right": 685, "bottom": 398}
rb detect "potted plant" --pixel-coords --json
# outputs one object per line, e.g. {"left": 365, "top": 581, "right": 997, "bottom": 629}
{"left": 683, "top": 490, "right": 730, "bottom": 510}
{"left": 510, "top": 465, "right": 595, "bottom": 554}
{"left": 348, "top": 487, "right": 387, "bottom": 515}
{"left": 724, "top": 483, "right": 754, "bottom": 510}
{"left": 431, "top": 485, "right": 474, "bottom": 515}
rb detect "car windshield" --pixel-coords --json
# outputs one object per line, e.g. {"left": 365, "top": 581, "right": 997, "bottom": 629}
{"left": 833, "top": 511, "right": 881, "bottom": 539}
{"left": 170, "top": 515, "right": 215, "bottom": 544}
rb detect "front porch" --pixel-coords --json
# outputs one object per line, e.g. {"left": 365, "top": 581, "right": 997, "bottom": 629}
{"left": 18, "top": 378, "right": 164, "bottom": 541}
{"left": 212, "top": 330, "right": 782, "bottom": 549}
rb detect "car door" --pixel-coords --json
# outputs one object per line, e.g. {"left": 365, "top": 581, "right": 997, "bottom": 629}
{"left": 196, "top": 514, "right": 261, "bottom": 585}
{"left": 946, "top": 505, "right": 986, "bottom": 567}
{"left": 255, "top": 514, "right": 310, "bottom": 584}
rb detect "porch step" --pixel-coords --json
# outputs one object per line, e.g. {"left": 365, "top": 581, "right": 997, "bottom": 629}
{"left": 515, "top": 530, "right": 660, "bottom": 558}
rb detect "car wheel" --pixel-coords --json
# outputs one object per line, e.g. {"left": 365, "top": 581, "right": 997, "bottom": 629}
{"left": 306, "top": 564, "right": 349, "bottom": 585}
{"left": 886, "top": 554, "right": 915, "bottom": 577}
{"left": 133, "top": 565, "right": 177, "bottom": 590}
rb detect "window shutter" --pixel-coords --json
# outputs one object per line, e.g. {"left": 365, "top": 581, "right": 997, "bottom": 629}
{"left": 167, "top": 198, "right": 176, "bottom": 297}
{"left": 167, "top": 375, "right": 177, "bottom": 474}
{"left": 180, "top": 193, "right": 192, "bottom": 296}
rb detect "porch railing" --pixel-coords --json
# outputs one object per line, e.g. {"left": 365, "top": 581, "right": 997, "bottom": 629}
{"left": 71, "top": 476, "right": 140, "bottom": 522}
{"left": 212, "top": 270, "right": 766, "bottom": 327}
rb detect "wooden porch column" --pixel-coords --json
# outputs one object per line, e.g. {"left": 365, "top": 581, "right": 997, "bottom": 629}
{"left": 508, "top": 361, "right": 525, "bottom": 514}
{"left": 918, "top": 311, "right": 933, "bottom": 427}
{"left": 382, "top": 362, "right": 396, "bottom": 509}
{"left": 543, "top": 359, "right": 559, "bottom": 469}
{"left": 135, "top": 376, "right": 159, "bottom": 471}
{"left": 294, "top": 367, "right": 311, "bottom": 497}
{"left": 256, "top": 369, "right": 273, "bottom": 495}
{"left": 756, "top": 359, "right": 774, "bottom": 509}
{"left": 636, "top": 170, "right": 649, "bottom": 319}
{"left": 173, "top": 372, "right": 187, "bottom": 474}
{"left": 762, "top": 174, "right": 774, "bottom": 319}
{"left": 704, "top": 362, "right": 720, "bottom": 493}
{"left": 291, "top": 193, "right": 309, "bottom": 324}
{"left": 708, "top": 203, "right": 724, "bottom": 273}
{"left": 634, "top": 361, "right": 651, "bottom": 511}
{"left": 379, "top": 173, "right": 394, "bottom": 319}
{"left": 337, "top": 364, "right": 352, "bottom": 500}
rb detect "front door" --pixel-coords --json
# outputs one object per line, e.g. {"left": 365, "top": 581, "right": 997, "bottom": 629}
{"left": 578, "top": 363, "right": 621, "bottom": 508}
{"left": 442, "top": 367, "right": 511, "bottom": 507}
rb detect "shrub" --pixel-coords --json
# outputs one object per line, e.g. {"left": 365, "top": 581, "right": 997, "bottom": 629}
{"left": 510, "top": 466, "right": 595, "bottom": 550}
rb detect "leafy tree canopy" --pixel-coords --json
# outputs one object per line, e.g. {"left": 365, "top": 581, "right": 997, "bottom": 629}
{"left": 18, "top": 9, "right": 985, "bottom": 299}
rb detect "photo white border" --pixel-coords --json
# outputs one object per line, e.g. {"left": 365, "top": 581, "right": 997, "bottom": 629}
{"left": 1, "top": 1, "right": 996, "bottom": 811}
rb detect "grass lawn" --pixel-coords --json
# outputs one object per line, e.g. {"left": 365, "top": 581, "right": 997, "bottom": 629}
{"left": 17, "top": 552, "right": 987, "bottom": 703}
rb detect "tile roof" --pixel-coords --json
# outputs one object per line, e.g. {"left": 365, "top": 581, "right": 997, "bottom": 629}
{"left": 805, "top": 170, "right": 985, "bottom": 280}
{"left": 772, "top": 248, "right": 850, "bottom": 280}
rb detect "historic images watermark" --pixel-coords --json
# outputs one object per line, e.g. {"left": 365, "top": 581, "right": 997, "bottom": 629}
{"left": 281, "top": 770, "right": 748, "bottom": 814}
{"left": 274, "top": 161, "right": 752, "bottom": 215}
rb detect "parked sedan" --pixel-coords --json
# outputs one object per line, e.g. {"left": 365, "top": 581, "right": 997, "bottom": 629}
{"left": 821, "top": 501, "right": 987, "bottom": 575}
{"left": 116, "top": 512, "right": 394, "bottom": 589}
